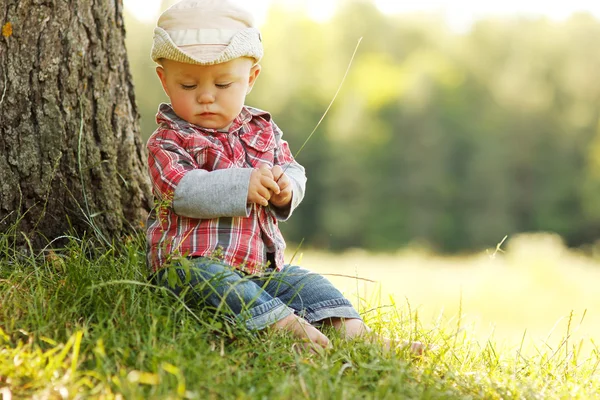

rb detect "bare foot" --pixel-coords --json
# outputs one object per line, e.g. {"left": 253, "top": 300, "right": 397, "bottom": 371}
{"left": 328, "top": 318, "right": 427, "bottom": 356}
{"left": 374, "top": 336, "right": 425, "bottom": 355}
{"left": 400, "top": 340, "right": 427, "bottom": 356}
{"left": 272, "top": 314, "right": 330, "bottom": 353}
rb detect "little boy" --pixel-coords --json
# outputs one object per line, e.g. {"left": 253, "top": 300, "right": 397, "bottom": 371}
{"left": 146, "top": 0, "right": 421, "bottom": 353}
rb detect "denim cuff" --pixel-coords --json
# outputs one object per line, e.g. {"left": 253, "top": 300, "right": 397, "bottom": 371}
{"left": 301, "top": 298, "right": 362, "bottom": 324}
{"left": 238, "top": 297, "right": 294, "bottom": 330}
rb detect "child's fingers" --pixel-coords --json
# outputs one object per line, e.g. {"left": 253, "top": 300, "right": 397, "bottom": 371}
{"left": 248, "top": 187, "right": 270, "bottom": 207}
{"left": 271, "top": 166, "right": 291, "bottom": 190}
{"left": 260, "top": 175, "right": 280, "bottom": 195}
{"left": 271, "top": 165, "right": 283, "bottom": 180}
{"left": 256, "top": 188, "right": 271, "bottom": 206}
{"left": 257, "top": 163, "right": 273, "bottom": 178}
{"left": 276, "top": 175, "right": 290, "bottom": 191}
{"left": 248, "top": 169, "right": 273, "bottom": 206}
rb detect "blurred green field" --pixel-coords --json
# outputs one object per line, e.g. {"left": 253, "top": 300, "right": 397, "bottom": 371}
{"left": 294, "top": 233, "right": 600, "bottom": 356}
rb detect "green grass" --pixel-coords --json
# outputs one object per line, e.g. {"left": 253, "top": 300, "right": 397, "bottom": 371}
{"left": 0, "top": 232, "right": 598, "bottom": 399}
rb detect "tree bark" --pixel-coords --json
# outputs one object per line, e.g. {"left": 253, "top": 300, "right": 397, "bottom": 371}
{"left": 0, "top": 0, "right": 152, "bottom": 247}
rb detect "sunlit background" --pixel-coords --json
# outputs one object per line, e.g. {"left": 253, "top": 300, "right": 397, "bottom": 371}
{"left": 125, "top": 0, "right": 600, "bottom": 27}
{"left": 123, "top": 0, "right": 600, "bottom": 354}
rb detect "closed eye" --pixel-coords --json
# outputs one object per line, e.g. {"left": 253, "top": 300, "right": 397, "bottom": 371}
{"left": 181, "top": 84, "right": 197, "bottom": 90}
{"left": 216, "top": 83, "right": 232, "bottom": 89}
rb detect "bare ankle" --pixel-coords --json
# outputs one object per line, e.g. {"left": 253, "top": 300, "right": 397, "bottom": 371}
{"left": 329, "top": 318, "right": 370, "bottom": 340}
{"left": 272, "top": 313, "right": 298, "bottom": 330}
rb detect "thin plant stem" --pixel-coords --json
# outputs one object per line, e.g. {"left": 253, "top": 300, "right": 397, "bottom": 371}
{"left": 279, "top": 37, "right": 363, "bottom": 179}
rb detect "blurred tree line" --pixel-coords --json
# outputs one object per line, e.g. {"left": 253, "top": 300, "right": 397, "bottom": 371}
{"left": 124, "top": 1, "right": 600, "bottom": 253}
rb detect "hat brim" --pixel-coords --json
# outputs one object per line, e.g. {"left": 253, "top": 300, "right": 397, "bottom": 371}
{"left": 151, "top": 27, "right": 263, "bottom": 66}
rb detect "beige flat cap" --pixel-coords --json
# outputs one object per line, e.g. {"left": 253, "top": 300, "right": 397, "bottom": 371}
{"left": 151, "top": 0, "right": 263, "bottom": 65}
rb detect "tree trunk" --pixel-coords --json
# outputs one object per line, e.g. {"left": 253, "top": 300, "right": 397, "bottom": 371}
{"left": 0, "top": 0, "right": 152, "bottom": 247}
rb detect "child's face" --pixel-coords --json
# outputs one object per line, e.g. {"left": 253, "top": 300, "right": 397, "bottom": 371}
{"left": 156, "top": 57, "right": 261, "bottom": 130}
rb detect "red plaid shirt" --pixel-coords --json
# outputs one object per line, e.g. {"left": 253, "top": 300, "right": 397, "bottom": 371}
{"left": 146, "top": 103, "right": 300, "bottom": 275}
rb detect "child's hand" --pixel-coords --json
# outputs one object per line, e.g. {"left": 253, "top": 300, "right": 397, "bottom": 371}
{"left": 247, "top": 164, "right": 279, "bottom": 207}
{"left": 270, "top": 165, "right": 293, "bottom": 208}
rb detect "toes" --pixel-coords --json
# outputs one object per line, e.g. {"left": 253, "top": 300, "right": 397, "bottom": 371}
{"left": 409, "top": 341, "right": 426, "bottom": 356}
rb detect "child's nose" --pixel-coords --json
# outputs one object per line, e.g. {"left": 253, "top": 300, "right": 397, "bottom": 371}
{"left": 197, "top": 90, "right": 215, "bottom": 104}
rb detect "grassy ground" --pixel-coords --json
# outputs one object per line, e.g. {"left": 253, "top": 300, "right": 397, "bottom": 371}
{"left": 0, "top": 232, "right": 598, "bottom": 399}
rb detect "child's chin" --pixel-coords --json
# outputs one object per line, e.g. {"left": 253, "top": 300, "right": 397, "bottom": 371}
{"left": 193, "top": 119, "right": 227, "bottom": 130}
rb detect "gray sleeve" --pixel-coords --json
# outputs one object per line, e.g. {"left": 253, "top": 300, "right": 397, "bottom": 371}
{"left": 172, "top": 168, "right": 253, "bottom": 219}
{"left": 270, "top": 161, "right": 306, "bottom": 221}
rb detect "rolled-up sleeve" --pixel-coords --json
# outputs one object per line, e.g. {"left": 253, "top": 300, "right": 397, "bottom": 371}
{"left": 147, "top": 132, "right": 197, "bottom": 200}
{"left": 147, "top": 130, "right": 252, "bottom": 218}
{"left": 173, "top": 168, "right": 252, "bottom": 218}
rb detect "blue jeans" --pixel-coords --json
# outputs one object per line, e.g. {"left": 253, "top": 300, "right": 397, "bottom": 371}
{"left": 156, "top": 257, "right": 361, "bottom": 330}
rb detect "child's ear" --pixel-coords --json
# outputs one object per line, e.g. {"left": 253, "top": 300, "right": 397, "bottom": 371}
{"left": 156, "top": 65, "right": 170, "bottom": 97}
{"left": 246, "top": 64, "right": 261, "bottom": 95}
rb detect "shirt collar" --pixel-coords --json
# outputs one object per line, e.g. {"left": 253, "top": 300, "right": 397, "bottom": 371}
{"left": 156, "top": 103, "right": 270, "bottom": 135}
